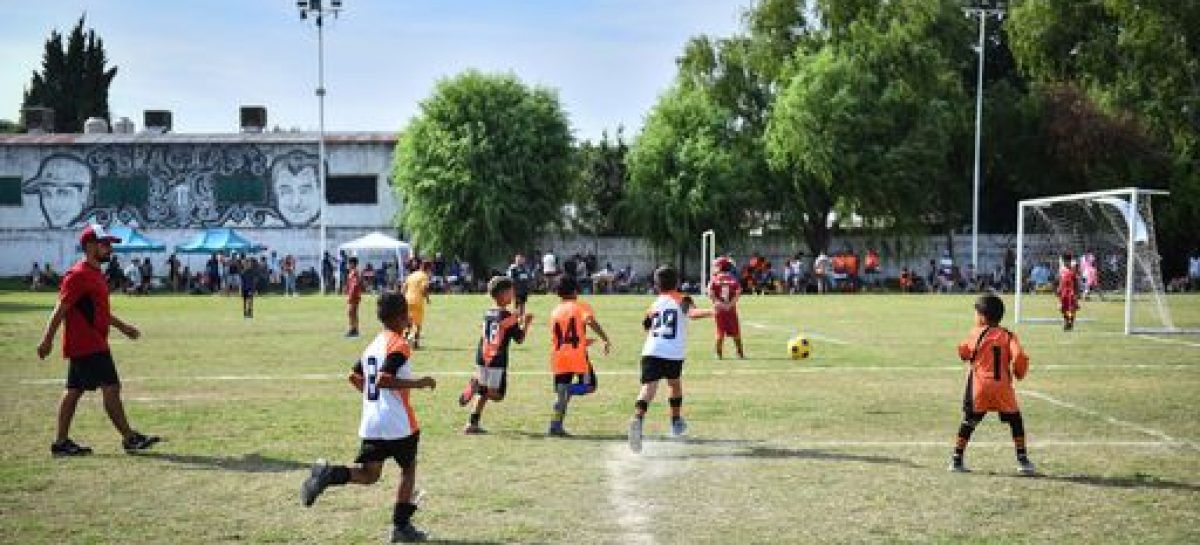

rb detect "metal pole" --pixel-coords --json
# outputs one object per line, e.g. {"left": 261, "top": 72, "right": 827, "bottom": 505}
{"left": 970, "top": 10, "right": 986, "bottom": 272}
{"left": 317, "top": 12, "right": 329, "bottom": 295}
{"left": 1124, "top": 190, "right": 1138, "bottom": 334}
{"left": 1014, "top": 202, "right": 1025, "bottom": 323}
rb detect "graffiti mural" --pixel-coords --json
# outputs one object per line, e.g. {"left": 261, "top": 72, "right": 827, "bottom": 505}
{"left": 20, "top": 144, "right": 321, "bottom": 228}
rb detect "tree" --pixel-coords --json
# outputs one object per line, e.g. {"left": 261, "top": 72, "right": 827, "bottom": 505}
{"left": 624, "top": 85, "right": 747, "bottom": 276}
{"left": 0, "top": 119, "right": 21, "bottom": 133}
{"left": 570, "top": 128, "right": 630, "bottom": 236}
{"left": 22, "top": 15, "right": 118, "bottom": 133}
{"left": 391, "top": 71, "right": 574, "bottom": 270}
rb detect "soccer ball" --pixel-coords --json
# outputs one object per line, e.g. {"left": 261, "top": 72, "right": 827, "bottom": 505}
{"left": 788, "top": 335, "right": 811, "bottom": 360}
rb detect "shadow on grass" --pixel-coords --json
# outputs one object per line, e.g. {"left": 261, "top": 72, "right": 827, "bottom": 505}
{"left": 136, "top": 452, "right": 310, "bottom": 473}
{"left": 501, "top": 430, "right": 757, "bottom": 446}
{"left": 427, "top": 540, "right": 535, "bottom": 545}
{"left": 649, "top": 446, "right": 922, "bottom": 468}
{"left": 1000, "top": 472, "right": 1200, "bottom": 492}
{"left": 0, "top": 300, "right": 54, "bottom": 313}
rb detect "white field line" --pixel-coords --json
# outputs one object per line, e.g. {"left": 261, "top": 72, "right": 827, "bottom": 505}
{"left": 744, "top": 321, "right": 851, "bottom": 345}
{"left": 775, "top": 439, "right": 1178, "bottom": 448}
{"left": 17, "top": 363, "right": 1194, "bottom": 385}
{"left": 605, "top": 444, "right": 655, "bottom": 545}
{"left": 1025, "top": 390, "right": 1200, "bottom": 451}
{"left": 1138, "top": 335, "right": 1200, "bottom": 349}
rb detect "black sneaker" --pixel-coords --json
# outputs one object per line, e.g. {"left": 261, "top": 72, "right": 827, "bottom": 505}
{"left": 51, "top": 438, "right": 93, "bottom": 457}
{"left": 391, "top": 523, "right": 428, "bottom": 543}
{"left": 122, "top": 432, "right": 161, "bottom": 452}
{"left": 301, "top": 460, "right": 333, "bottom": 507}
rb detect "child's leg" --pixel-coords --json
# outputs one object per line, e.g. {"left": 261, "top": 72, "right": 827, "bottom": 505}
{"left": 666, "top": 378, "right": 684, "bottom": 422}
{"left": 634, "top": 381, "right": 659, "bottom": 419}
{"left": 550, "top": 374, "right": 573, "bottom": 430}
{"left": 1000, "top": 412, "right": 1029, "bottom": 461}
{"left": 56, "top": 388, "right": 84, "bottom": 442}
{"left": 952, "top": 411, "right": 986, "bottom": 465}
{"left": 732, "top": 335, "right": 745, "bottom": 358}
{"left": 714, "top": 335, "right": 724, "bottom": 359}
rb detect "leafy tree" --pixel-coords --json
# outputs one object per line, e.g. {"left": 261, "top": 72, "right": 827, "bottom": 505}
{"left": 624, "top": 85, "right": 747, "bottom": 276}
{"left": 570, "top": 128, "right": 630, "bottom": 236}
{"left": 0, "top": 119, "right": 21, "bottom": 133}
{"left": 22, "top": 15, "right": 118, "bottom": 133}
{"left": 391, "top": 71, "right": 574, "bottom": 269}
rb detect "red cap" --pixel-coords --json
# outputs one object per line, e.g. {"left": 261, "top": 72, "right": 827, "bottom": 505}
{"left": 713, "top": 256, "right": 733, "bottom": 272}
{"left": 79, "top": 224, "right": 122, "bottom": 246}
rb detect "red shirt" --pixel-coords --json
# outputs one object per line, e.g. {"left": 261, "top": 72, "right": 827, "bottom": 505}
{"left": 1058, "top": 266, "right": 1077, "bottom": 298}
{"left": 708, "top": 272, "right": 741, "bottom": 306}
{"left": 347, "top": 269, "right": 363, "bottom": 302}
{"left": 59, "top": 260, "right": 112, "bottom": 358}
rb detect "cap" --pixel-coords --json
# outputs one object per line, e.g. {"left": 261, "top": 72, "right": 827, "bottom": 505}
{"left": 79, "top": 224, "right": 122, "bottom": 246}
{"left": 713, "top": 256, "right": 733, "bottom": 272}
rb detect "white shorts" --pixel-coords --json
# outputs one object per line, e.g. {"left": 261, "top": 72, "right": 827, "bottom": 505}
{"left": 476, "top": 366, "right": 506, "bottom": 390}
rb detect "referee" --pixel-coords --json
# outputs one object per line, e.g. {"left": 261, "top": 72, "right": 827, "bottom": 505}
{"left": 36, "top": 225, "right": 160, "bottom": 456}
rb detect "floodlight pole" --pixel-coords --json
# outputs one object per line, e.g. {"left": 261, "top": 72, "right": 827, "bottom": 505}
{"left": 965, "top": 4, "right": 1004, "bottom": 273}
{"left": 298, "top": 0, "right": 342, "bottom": 295}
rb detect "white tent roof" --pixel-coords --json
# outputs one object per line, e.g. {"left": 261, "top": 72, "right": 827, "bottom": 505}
{"left": 339, "top": 232, "right": 412, "bottom": 252}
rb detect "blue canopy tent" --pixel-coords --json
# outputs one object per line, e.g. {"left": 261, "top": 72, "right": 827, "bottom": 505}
{"left": 107, "top": 225, "right": 167, "bottom": 253}
{"left": 175, "top": 228, "right": 266, "bottom": 255}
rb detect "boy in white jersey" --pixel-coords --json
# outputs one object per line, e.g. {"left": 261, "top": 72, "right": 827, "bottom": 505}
{"left": 628, "top": 266, "right": 713, "bottom": 453}
{"left": 301, "top": 291, "right": 438, "bottom": 543}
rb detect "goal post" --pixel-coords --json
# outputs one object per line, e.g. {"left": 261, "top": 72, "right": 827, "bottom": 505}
{"left": 1014, "top": 187, "right": 1197, "bottom": 335}
{"left": 700, "top": 230, "right": 716, "bottom": 282}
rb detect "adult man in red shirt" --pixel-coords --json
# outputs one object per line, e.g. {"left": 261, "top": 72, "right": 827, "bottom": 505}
{"left": 36, "top": 225, "right": 160, "bottom": 456}
{"left": 708, "top": 257, "right": 745, "bottom": 359}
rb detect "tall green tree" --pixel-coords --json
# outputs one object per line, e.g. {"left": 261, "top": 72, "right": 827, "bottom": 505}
{"left": 391, "top": 71, "right": 574, "bottom": 269}
{"left": 571, "top": 128, "right": 630, "bottom": 236}
{"left": 624, "top": 85, "right": 747, "bottom": 276}
{"left": 22, "top": 16, "right": 118, "bottom": 133}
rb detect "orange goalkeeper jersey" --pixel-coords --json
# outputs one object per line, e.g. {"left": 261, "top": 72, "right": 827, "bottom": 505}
{"left": 957, "top": 325, "right": 1029, "bottom": 413}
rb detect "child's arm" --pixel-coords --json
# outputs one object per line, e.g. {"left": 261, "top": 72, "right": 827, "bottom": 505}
{"left": 348, "top": 361, "right": 365, "bottom": 392}
{"left": 377, "top": 374, "right": 437, "bottom": 390}
{"left": 586, "top": 317, "right": 612, "bottom": 355}
{"left": 681, "top": 296, "right": 714, "bottom": 319}
{"left": 1009, "top": 333, "right": 1030, "bottom": 380}
{"left": 512, "top": 313, "right": 534, "bottom": 344}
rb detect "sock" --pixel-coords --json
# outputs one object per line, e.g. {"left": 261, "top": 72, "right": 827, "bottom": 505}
{"left": 1005, "top": 412, "right": 1028, "bottom": 460}
{"left": 469, "top": 413, "right": 481, "bottom": 426}
{"left": 668, "top": 397, "right": 683, "bottom": 421}
{"left": 393, "top": 502, "right": 417, "bottom": 527}
{"left": 634, "top": 399, "right": 649, "bottom": 419}
{"left": 954, "top": 418, "right": 980, "bottom": 462}
{"left": 329, "top": 465, "right": 351, "bottom": 485}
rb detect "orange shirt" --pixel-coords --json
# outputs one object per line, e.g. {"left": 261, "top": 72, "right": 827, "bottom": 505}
{"left": 957, "top": 326, "right": 1029, "bottom": 413}
{"left": 549, "top": 299, "right": 594, "bottom": 374}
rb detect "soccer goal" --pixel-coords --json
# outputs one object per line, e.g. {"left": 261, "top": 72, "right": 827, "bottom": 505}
{"left": 1014, "top": 187, "right": 1197, "bottom": 334}
{"left": 700, "top": 229, "right": 716, "bottom": 281}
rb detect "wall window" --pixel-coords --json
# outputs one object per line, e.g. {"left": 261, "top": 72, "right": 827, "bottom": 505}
{"left": 0, "top": 177, "right": 21, "bottom": 205}
{"left": 326, "top": 175, "right": 378, "bottom": 205}
{"left": 95, "top": 176, "right": 150, "bottom": 207}
{"left": 215, "top": 176, "right": 267, "bottom": 205}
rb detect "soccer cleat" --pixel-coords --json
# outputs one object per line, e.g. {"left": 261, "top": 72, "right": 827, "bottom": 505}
{"left": 345, "top": 330, "right": 359, "bottom": 338}
{"left": 628, "top": 418, "right": 643, "bottom": 453}
{"left": 547, "top": 423, "right": 570, "bottom": 437}
{"left": 391, "top": 523, "right": 428, "bottom": 543}
{"left": 122, "top": 432, "right": 160, "bottom": 452}
{"left": 670, "top": 418, "right": 688, "bottom": 438}
{"left": 50, "top": 438, "right": 93, "bottom": 457}
{"left": 462, "top": 424, "right": 487, "bottom": 435}
{"left": 948, "top": 459, "right": 969, "bottom": 473}
{"left": 301, "top": 459, "right": 333, "bottom": 507}
{"left": 1017, "top": 458, "right": 1037, "bottom": 476}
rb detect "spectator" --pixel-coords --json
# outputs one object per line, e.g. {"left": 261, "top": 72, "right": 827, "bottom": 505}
{"left": 899, "top": 266, "right": 915, "bottom": 293}
{"left": 1189, "top": 250, "right": 1200, "bottom": 292}
{"left": 321, "top": 251, "right": 335, "bottom": 295}
{"left": 864, "top": 249, "right": 880, "bottom": 291}
{"left": 282, "top": 254, "right": 298, "bottom": 297}
{"left": 140, "top": 257, "right": 153, "bottom": 293}
{"left": 336, "top": 250, "right": 348, "bottom": 294}
{"left": 125, "top": 258, "right": 142, "bottom": 295}
{"left": 167, "top": 253, "right": 180, "bottom": 292}
{"left": 785, "top": 253, "right": 805, "bottom": 294}
{"left": 844, "top": 249, "right": 860, "bottom": 292}
{"left": 42, "top": 262, "right": 59, "bottom": 288}
{"left": 207, "top": 253, "right": 221, "bottom": 294}
{"left": 363, "top": 263, "right": 376, "bottom": 294}
{"left": 813, "top": 252, "right": 831, "bottom": 294}
{"left": 1004, "top": 246, "right": 1017, "bottom": 289}
{"left": 107, "top": 255, "right": 123, "bottom": 290}
{"left": 227, "top": 256, "right": 242, "bottom": 296}
{"left": 926, "top": 259, "right": 938, "bottom": 293}
{"left": 432, "top": 252, "right": 447, "bottom": 293}
{"left": 30, "top": 261, "right": 42, "bottom": 290}
{"left": 386, "top": 259, "right": 401, "bottom": 292}
{"left": 1030, "top": 262, "right": 1053, "bottom": 292}
{"left": 268, "top": 251, "right": 280, "bottom": 291}
{"left": 461, "top": 261, "right": 474, "bottom": 292}
{"left": 542, "top": 250, "right": 559, "bottom": 290}
{"left": 507, "top": 254, "right": 534, "bottom": 314}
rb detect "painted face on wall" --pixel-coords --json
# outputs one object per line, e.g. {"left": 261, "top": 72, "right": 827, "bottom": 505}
{"left": 26, "top": 155, "right": 93, "bottom": 228}
{"left": 271, "top": 151, "right": 320, "bottom": 226}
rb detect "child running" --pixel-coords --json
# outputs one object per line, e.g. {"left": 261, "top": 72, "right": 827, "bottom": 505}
{"left": 458, "top": 276, "right": 534, "bottom": 434}
{"left": 301, "top": 291, "right": 438, "bottom": 542}
{"left": 628, "top": 266, "right": 713, "bottom": 453}
{"left": 547, "top": 276, "right": 611, "bottom": 437}
{"left": 950, "top": 294, "right": 1036, "bottom": 476}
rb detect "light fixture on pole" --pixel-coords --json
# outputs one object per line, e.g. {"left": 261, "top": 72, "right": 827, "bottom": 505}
{"left": 964, "top": 1, "right": 1004, "bottom": 271}
{"left": 297, "top": 0, "right": 343, "bottom": 294}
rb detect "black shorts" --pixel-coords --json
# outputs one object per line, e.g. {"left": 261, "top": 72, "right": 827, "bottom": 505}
{"left": 355, "top": 432, "right": 420, "bottom": 468}
{"left": 553, "top": 365, "right": 597, "bottom": 389}
{"left": 66, "top": 351, "right": 121, "bottom": 391}
{"left": 640, "top": 356, "right": 683, "bottom": 384}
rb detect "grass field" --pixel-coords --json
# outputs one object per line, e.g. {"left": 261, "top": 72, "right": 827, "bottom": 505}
{"left": 1, "top": 289, "right": 1198, "bottom": 544}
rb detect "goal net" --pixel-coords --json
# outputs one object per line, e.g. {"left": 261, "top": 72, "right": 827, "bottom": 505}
{"left": 1015, "top": 188, "right": 1197, "bottom": 334}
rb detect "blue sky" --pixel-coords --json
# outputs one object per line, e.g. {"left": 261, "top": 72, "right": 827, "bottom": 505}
{"left": 2, "top": 1, "right": 748, "bottom": 140}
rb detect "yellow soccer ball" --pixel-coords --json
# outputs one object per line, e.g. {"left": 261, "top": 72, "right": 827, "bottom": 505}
{"left": 788, "top": 335, "right": 811, "bottom": 360}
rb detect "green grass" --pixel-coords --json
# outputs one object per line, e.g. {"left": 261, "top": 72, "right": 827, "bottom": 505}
{"left": 1, "top": 290, "right": 1198, "bottom": 544}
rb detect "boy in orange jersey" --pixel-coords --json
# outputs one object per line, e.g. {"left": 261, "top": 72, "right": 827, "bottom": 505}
{"left": 458, "top": 276, "right": 534, "bottom": 434}
{"left": 1057, "top": 252, "right": 1080, "bottom": 331}
{"left": 302, "top": 291, "right": 439, "bottom": 542}
{"left": 547, "top": 276, "right": 611, "bottom": 436}
{"left": 950, "top": 294, "right": 1036, "bottom": 475}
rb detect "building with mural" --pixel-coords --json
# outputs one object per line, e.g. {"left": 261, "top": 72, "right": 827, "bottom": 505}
{"left": 0, "top": 131, "right": 399, "bottom": 275}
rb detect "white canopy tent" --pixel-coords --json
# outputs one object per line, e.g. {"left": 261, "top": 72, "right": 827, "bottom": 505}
{"left": 338, "top": 232, "right": 412, "bottom": 276}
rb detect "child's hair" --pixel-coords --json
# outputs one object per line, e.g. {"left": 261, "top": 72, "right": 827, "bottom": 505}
{"left": 421, "top": 260, "right": 433, "bottom": 271}
{"left": 488, "top": 276, "right": 514, "bottom": 298}
{"left": 654, "top": 266, "right": 679, "bottom": 291}
{"left": 377, "top": 290, "right": 409, "bottom": 324}
{"left": 556, "top": 275, "right": 579, "bottom": 298}
{"left": 973, "top": 294, "right": 1005, "bottom": 325}
{"left": 348, "top": 256, "right": 359, "bottom": 267}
